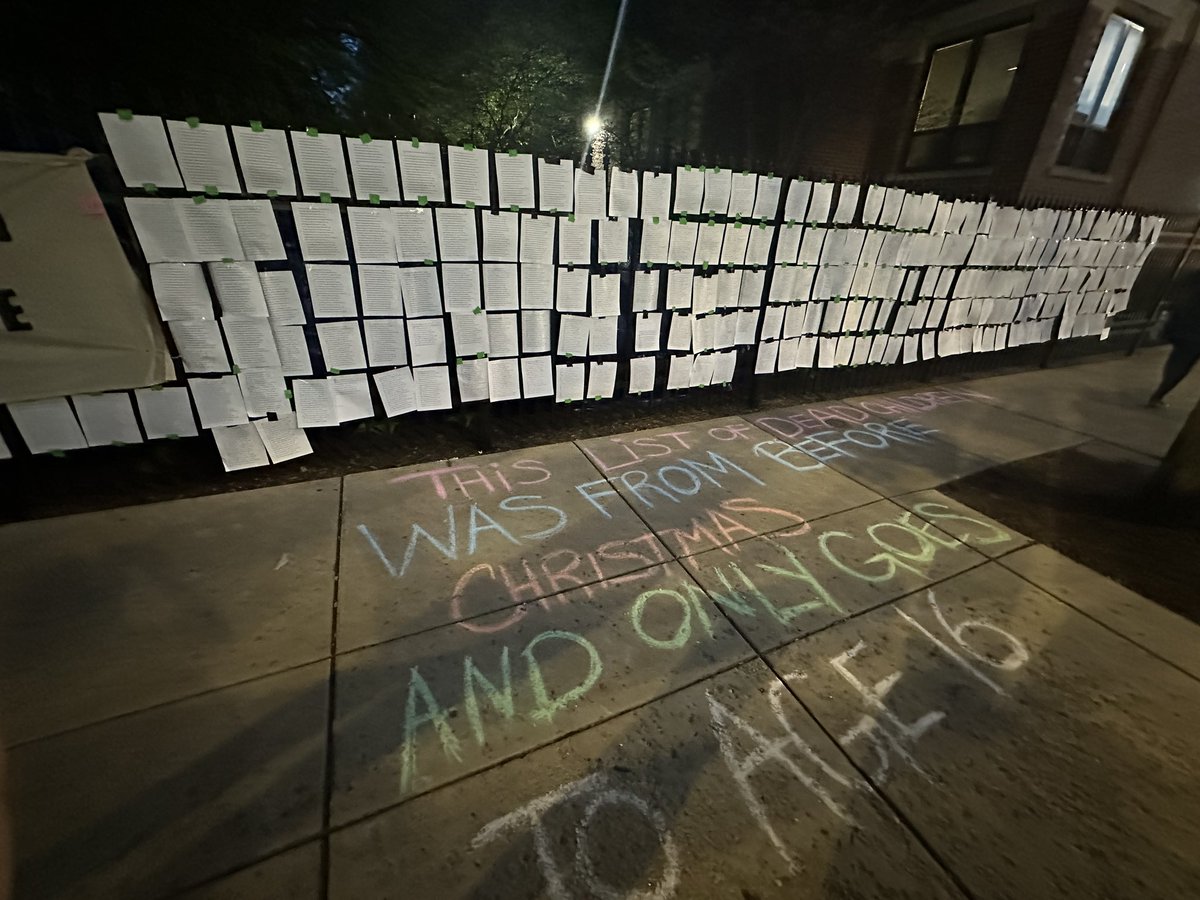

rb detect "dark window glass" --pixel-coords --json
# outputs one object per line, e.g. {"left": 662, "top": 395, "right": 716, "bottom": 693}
{"left": 906, "top": 23, "right": 1029, "bottom": 171}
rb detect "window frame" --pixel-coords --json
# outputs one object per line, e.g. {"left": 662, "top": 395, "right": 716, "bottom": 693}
{"left": 1056, "top": 11, "right": 1150, "bottom": 174}
{"left": 1074, "top": 13, "right": 1146, "bottom": 130}
{"left": 904, "top": 19, "right": 1031, "bottom": 172}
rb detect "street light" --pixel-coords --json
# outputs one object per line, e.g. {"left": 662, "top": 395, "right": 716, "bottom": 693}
{"left": 583, "top": 114, "right": 603, "bottom": 137}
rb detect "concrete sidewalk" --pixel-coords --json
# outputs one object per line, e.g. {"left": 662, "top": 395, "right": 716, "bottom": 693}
{"left": 3, "top": 348, "right": 1199, "bottom": 900}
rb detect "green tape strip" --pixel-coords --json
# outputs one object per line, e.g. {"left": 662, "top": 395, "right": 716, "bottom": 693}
{"left": 284, "top": 389, "right": 293, "bottom": 399}
{"left": 423, "top": 258, "right": 435, "bottom": 266}
{"left": 306, "top": 126, "right": 319, "bottom": 137}
{"left": 320, "top": 192, "right": 331, "bottom": 203}
{"left": 360, "top": 133, "right": 372, "bottom": 144}
{"left": 50, "top": 450, "right": 66, "bottom": 458}
{"left": 142, "top": 183, "right": 158, "bottom": 194}
{"left": 166, "top": 433, "right": 180, "bottom": 440}
{"left": 510, "top": 205, "right": 519, "bottom": 213}
{"left": 568, "top": 213, "right": 575, "bottom": 222}
{"left": 150, "top": 384, "right": 165, "bottom": 391}
{"left": 476, "top": 351, "right": 486, "bottom": 359}
{"left": 652, "top": 216, "right": 659, "bottom": 225}
{"left": 116, "top": 109, "right": 133, "bottom": 121}
{"left": 412, "top": 137, "right": 420, "bottom": 147}
{"left": 205, "top": 185, "right": 218, "bottom": 197}
{"left": 507, "top": 149, "right": 518, "bottom": 156}
{"left": 250, "top": 120, "right": 264, "bottom": 132}
{"left": 231, "top": 364, "right": 241, "bottom": 374}
{"left": 472, "top": 306, "right": 482, "bottom": 315}
{"left": 267, "top": 189, "right": 278, "bottom": 199}
{"left": 192, "top": 196, "right": 206, "bottom": 205}
{"left": 369, "top": 193, "right": 381, "bottom": 205}
{"left": 329, "top": 368, "right": 341, "bottom": 375}
{"left": 417, "top": 195, "right": 428, "bottom": 206}
{"left": 463, "top": 143, "right": 475, "bottom": 151}
{"left": 465, "top": 201, "right": 475, "bottom": 209}
{"left": 186, "top": 116, "right": 200, "bottom": 128}
{"left": 221, "top": 257, "right": 234, "bottom": 263}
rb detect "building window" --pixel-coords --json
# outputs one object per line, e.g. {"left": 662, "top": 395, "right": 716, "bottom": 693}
{"left": 1057, "top": 14, "right": 1146, "bottom": 172}
{"left": 906, "top": 23, "right": 1029, "bottom": 171}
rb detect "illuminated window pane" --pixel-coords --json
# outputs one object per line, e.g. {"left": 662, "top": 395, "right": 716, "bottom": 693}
{"left": 914, "top": 41, "right": 971, "bottom": 132}
{"left": 1075, "top": 15, "right": 1145, "bottom": 129}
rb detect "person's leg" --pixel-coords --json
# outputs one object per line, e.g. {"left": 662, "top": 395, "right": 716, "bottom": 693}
{"left": 1150, "top": 345, "right": 1200, "bottom": 404}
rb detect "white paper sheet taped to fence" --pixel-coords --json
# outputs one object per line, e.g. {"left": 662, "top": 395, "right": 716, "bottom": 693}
{"left": 0, "top": 151, "right": 172, "bottom": 402}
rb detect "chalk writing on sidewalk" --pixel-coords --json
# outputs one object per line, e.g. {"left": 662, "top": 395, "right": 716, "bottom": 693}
{"left": 471, "top": 772, "right": 680, "bottom": 900}
{"left": 460, "top": 589, "right": 1030, "bottom": 895}
{"left": 716, "top": 589, "right": 1031, "bottom": 866}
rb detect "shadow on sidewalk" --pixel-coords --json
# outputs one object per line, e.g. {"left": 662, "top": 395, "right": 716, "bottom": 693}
{"left": 942, "top": 439, "right": 1200, "bottom": 624}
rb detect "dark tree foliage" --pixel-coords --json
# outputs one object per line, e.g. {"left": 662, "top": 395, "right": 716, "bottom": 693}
{"left": 3, "top": 0, "right": 942, "bottom": 171}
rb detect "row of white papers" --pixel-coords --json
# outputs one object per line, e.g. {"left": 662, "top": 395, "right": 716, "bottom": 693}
{"left": 668, "top": 167, "right": 782, "bottom": 218}
{"left": 151, "top": 259, "right": 779, "bottom": 327}
{"left": 131, "top": 197, "right": 1154, "bottom": 320}
{"left": 753, "top": 317, "right": 1077, "bottom": 373}
{"left": 168, "top": 318, "right": 309, "bottom": 375}
{"left": 371, "top": 356, "right": 666, "bottom": 408}
{"left": 638, "top": 218, "right": 776, "bottom": 266}
{"left": 102, "top": 113, "right": 447, "bottom": 203}
{"left": 170, "top": 306, "right": 653, "bottom": 374}
{"left": 6, "top": 289, "right": 1107, "bottom": 460}
{"left": 101, "top": 114, "right": 784, "bottom": 220}
{"left": 2, "top": 388, "right": 307, "bottom": 471}
{"left": 295, "top": 207, "right": 786, "bottom": 267}
{"left": 126, "top": 198, "right": 285, "bottom": 263}
{"left": 7, "top": 393, "right": 171, "bottom": 454}
{"left": 209, "top": 414, "right": 313, "bottom": 471}
{"left": 635, "top": 309, "right": 763, "bottom": 351}
{"left": 323, "top": 205, "right": 1157, "bottom": 273}
{"left": 1, "top": 386, "right": 312, "bottom": 466}
{"left": 783, "top": 179, "right": 1162, "bottom": 244}
{"left": 293, "top": 207, "right": 638, "bottom": 265}
{"left": 164, "top": 270, "right": 1131, "bottom": 376}
{"left": 102, "top": 114, "right": 1167, "bottom": 261}
{"left": 754, "top": 290, "right": 1127, "bottom": 340}
{"left": 373, "top": 357, "right": 616, "bottom": 408}
{"left": 791, "top": 223, "right": 1155, "bottom": 271}
{"left": 768, "top": 262, "right": 1139, "bottom": 305}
